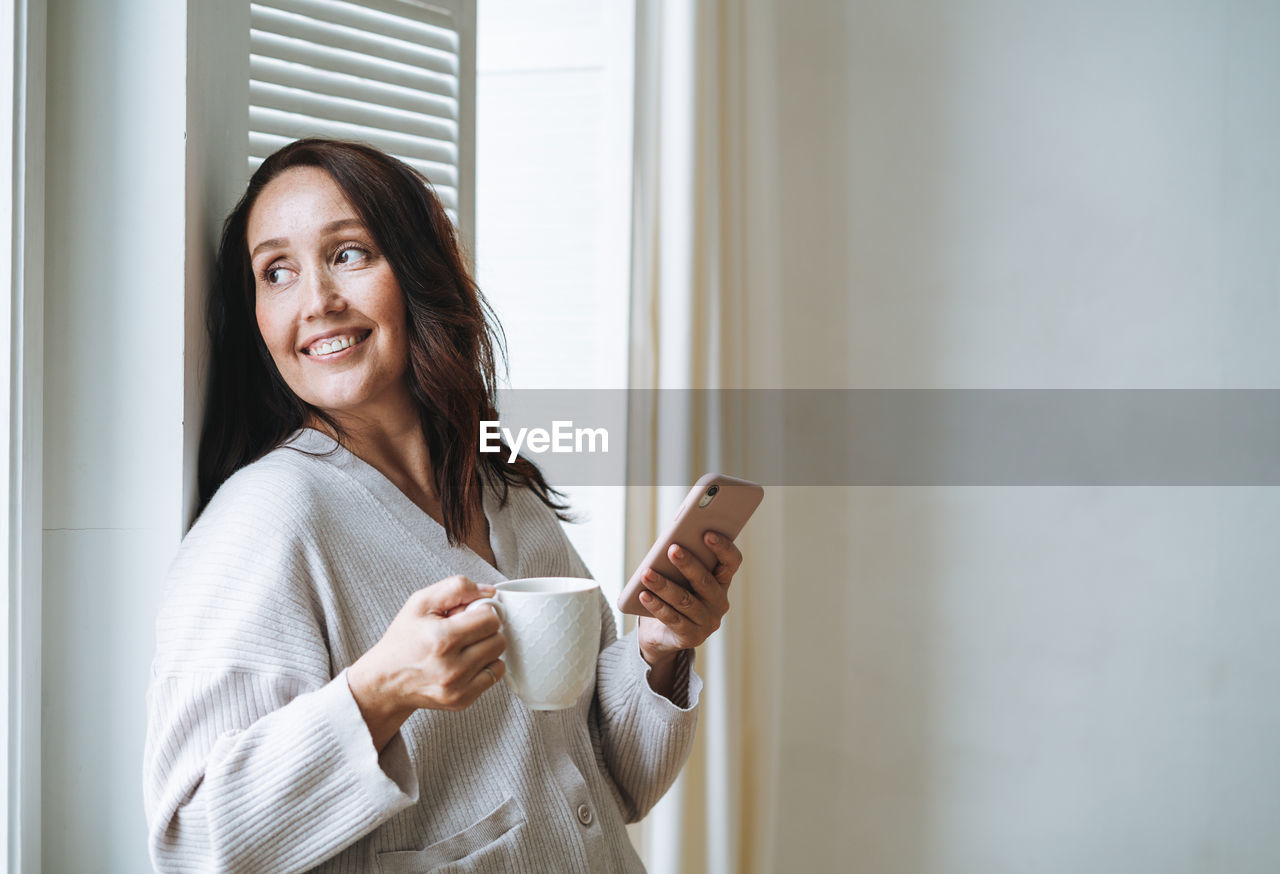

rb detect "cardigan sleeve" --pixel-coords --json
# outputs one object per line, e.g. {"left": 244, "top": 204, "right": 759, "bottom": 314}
{"left": 143, "top": 466, "right": 418, "bottom": 874}
{"left": 592, "top": 599, "right": 703, "bottom": 823}
{"left": 560, "top": 533, "right": 704, "bottom": 823}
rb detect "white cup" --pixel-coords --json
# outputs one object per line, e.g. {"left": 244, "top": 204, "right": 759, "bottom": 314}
{"left": 468, "top": 577, "right": 602, "bottom": 711}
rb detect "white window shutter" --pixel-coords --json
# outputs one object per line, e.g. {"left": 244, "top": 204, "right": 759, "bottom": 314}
{"left": 248, "top": 0, "right": 476, "bottom": 243}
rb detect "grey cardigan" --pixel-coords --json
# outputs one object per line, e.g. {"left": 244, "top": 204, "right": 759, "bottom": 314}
{"left": 143, "top": 428, "right": 700, "bottom": 873}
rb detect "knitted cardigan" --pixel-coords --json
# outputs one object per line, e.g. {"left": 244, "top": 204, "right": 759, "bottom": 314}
{"left": 143, "top": 428, "right": 701, "bottom": 873}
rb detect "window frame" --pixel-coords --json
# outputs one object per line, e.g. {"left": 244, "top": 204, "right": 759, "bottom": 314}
{"left": 6, "top": 0, "right": 45, "bottom": 870}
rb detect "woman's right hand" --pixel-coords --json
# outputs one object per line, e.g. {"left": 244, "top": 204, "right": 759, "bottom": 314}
{"left": 347, "top": 575, "right": 506, "bottom": 752}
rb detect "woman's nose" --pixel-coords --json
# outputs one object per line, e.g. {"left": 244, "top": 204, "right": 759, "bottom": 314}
{"left": 301, "top": 267, "right": 347, "bottom": 319}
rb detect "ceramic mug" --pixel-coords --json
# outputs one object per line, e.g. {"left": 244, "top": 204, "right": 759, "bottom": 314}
{"left": 468, "top": 577, "right": 601, "bottom": 710}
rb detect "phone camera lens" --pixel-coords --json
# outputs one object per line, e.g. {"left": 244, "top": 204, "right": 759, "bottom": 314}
{"left": 697, "top": 484, "right": 719, "bottom": 508}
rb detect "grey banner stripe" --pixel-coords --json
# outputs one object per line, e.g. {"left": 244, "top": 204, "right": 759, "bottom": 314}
{"left": 487, "top": 390, "right": 1280, "bottom": 486}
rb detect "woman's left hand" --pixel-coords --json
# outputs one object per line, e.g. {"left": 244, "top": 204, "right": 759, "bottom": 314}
{"left": 637, "top": 530, "right": 743, "bottom": 669}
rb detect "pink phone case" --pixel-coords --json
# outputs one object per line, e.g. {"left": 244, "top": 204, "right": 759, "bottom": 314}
{"left": 617, "top": 473, "right": 765, "bottom": 618}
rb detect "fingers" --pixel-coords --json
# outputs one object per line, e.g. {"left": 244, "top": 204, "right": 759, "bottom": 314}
{"left": 640, "top": 573, "right": 724, "bottom": 635}
{"left": 452, "top": 654, "right": 506, "bottom": 709}
{"left": 469, "top": 659, "right": 506, "bottom": 698}
{"left": 380, "top": 576, "right": 509, "bottom": 713}
{"left": 639, "top": 584, "right": 704, "bottom": 637}
{"left": 702, "top": 530, "right": 743, "bottom": 585}
{"left": 427, "top": 626, "right": 506, "bottom": 710}
{"left": 639, "top": 534, "right": 743, "bottom": 644}
{"left": 410, "top": 575, "right": 496, "bottom": 617}
{"left": 666, "top": 542, "right": 731, "bottom": 610}
{"left": 433, "top": 654, "right": 507, "bottom": 711}
{"left": 641, "top": 567, "right": 713, "bottom": 627}
{"left": 445, "top": 604, "right": 504, "bottom": 650}
{"left": 458, "top": 624, "right": 506, "bottom": 667}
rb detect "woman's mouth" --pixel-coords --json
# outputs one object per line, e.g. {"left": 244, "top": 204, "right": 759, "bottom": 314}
{"left": 302, "top": 330, "right": 372, "bottom": 358}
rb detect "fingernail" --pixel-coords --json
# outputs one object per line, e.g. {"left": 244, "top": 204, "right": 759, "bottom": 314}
{"left": 640, "top": 591, "right": 653, "bottom": 602}
{"left": 706, "top": 532, "right": 721, "bottom": 545}
{"left": 671, "top": 545, "right": 685, "bottom": 559}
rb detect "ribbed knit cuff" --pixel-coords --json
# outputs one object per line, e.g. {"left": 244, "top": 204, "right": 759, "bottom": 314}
{"left": 325, "top": 668, "right": 419, "bottom": 809}
{"left": 630, "top": 632, "right": 703, "bottom": 715}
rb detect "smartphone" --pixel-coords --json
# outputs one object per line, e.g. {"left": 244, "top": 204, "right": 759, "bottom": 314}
{"left": 617, "top": 473, "right": 765, "bottom": 617}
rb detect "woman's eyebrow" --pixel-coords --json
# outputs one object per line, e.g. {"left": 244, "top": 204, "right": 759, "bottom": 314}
{"left": 250, "top": 218, "right": 367, "bottom": 259}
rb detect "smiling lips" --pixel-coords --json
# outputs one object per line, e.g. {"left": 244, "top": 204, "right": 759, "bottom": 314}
{"left": 302, "top": 330, "right": 372, "bottom": 358}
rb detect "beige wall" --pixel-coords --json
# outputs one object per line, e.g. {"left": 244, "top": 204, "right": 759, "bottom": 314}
{"left": 767, "top": 2, "right": 1280, "bottom": 872}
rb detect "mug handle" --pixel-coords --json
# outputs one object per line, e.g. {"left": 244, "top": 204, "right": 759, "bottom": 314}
{"left": 466, "top": 598, "right": 506, "bottom": 675}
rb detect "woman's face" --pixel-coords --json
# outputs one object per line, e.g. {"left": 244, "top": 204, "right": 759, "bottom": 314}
{"left": 248, "top": 166, "right": 412, "bottom": 426}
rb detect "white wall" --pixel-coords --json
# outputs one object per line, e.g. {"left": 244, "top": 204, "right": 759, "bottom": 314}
{"left": 42, "top": 1, "right": 189, "bottom": 871}
{"left": 769, "top": 2, "right": 1280, "bottom": 872}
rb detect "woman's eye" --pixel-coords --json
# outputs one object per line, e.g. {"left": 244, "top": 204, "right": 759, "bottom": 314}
{"left": 265, "top": 266, "right": 293, "bottom": 285}
{"left": 336, "top": 247, "right": 368, "bottom": 265}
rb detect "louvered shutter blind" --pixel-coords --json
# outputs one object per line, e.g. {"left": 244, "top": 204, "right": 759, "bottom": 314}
{"left": 249, "top": 0, "right": 476, "bottom": 238}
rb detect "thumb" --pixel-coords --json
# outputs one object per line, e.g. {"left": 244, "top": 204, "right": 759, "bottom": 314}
{"left": 414, "top": 575, "right": 496, "bottom": 616}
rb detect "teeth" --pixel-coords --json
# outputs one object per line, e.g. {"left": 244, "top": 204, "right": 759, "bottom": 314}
{"left": 308, "top": 334, "right": 362, "bottom": 356}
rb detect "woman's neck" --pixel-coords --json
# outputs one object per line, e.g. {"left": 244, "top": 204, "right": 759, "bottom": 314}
{"left": 305, "top": 401, "right": 494, "bottom": 564}
{"left": 307, "top": 404, "right": 437, "bottom": 504}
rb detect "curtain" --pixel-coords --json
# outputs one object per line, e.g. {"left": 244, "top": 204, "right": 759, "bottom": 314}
{"left": 624, "top": 1, "right": 786, "bottom": 871}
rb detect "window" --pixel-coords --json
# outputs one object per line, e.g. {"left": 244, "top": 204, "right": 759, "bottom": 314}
{"left": 475, "top": 0, "right": 635, "bottom": 613}
{"left": 248, "top": 0, "right": 475, "bottom": 237}
{"left": 1, "top": 0, "right": 15, "bottom": 858}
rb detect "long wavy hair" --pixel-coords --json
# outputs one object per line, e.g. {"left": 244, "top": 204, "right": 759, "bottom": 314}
{"left": 198, "top": 138, "right": 570, "bottom": 543}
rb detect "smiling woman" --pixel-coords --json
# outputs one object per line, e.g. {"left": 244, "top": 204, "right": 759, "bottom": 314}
{"left": 143, "top": 138, "right": 743, "bottom": 873}
{"left": 249, "top": 167, "right": 412, "bottom": 433}
{"left": 198, "top": 139, "right": 546, "bottom": 544}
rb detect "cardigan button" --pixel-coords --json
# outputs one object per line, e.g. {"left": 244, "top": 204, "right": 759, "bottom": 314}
{"left": 576, "top": 803, "right": 594, "bottom": 826}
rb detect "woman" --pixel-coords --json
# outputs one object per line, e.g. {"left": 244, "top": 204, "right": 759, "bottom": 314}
{"left": 142, "top": 138, "right": 742, "bottom": 873}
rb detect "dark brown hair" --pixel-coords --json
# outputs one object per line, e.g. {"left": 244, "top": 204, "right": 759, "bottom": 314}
{"left": 198, "top": 137, "right": 570, "bottom": 542}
